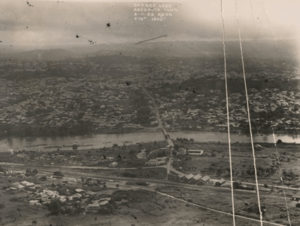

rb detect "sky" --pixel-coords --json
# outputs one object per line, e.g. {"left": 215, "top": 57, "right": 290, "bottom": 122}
{"left": 0, "top": 0, "right": 300, "bottom": 49}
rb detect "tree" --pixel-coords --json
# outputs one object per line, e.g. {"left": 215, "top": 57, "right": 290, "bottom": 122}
{"left": 53, "top": 171, "right": 64, "bottom": 178}
{"left": 72, "top": 145, "right": 78, "bottom": 151}
{"left": 46, "top": 199, "right": 63, "bottom": 215}
{"left": 32, "top": 169, "right": 38, "bottom": 175}
{"left": 276, "top": 139, "right": 282, "bottom": 145}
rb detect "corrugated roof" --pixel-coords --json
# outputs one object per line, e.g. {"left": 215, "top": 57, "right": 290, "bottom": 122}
{"left": 185, "top": 174, "right": 194, "bottom": 179}
{"left": 193, "top": 174, "right": 202, "bottom": 180}
{"left": 218, "top": 178, "right": 226, "bottom": 183}
{"left": 201, "top": 175, "right": 210, "bottom": 181}
{"left": 178, "top": 173, "right": 185, "bottom": 178}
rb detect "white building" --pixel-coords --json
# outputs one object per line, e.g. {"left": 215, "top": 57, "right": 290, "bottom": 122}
{"left": 187, "top": 149, "right": 204, "bottom": 156}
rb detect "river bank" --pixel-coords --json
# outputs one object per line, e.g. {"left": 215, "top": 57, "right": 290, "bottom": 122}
{"left": 0, "top": 130, "right": 299, "bottom": 153}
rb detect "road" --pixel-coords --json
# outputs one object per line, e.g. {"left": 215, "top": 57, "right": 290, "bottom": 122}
{"left": 5, "top": 162, "right": 300, "bottom": 192}
{"left": 141, "top": 86, "right": 175, "bottom": 180}
{"left": 141, "top": 86, "right": 163, "bottom": 130}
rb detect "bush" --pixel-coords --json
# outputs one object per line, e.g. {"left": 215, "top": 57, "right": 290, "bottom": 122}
{"left": 0, "top": 204, "right": 5, "bottom": 209}
{"left": 32, "top": 169, "right": 38, "bottom": 175}
{"left": 45, "top": 199, "right": 63, "bottom": 215}
{"left": 276, "top": 139, "right": 282, "bottom": 145}
{"left": 53, "top": 171, "right": 64, "bottom": 177}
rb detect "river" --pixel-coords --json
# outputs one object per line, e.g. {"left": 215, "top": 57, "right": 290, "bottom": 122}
{"left": 0, "top": 131, "right": 299, "bottom": 152}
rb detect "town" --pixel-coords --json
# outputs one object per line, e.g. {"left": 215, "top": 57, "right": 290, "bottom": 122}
{"left": 0, "top": 55, "right": 299, "bottom": 138}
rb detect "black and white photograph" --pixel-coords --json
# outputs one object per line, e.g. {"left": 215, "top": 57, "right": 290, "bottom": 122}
{"left": 0, "top": 0, "right": 300, "bottom": 225}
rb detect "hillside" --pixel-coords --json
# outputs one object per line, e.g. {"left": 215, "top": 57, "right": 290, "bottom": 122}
{"left": 0, "top": 39, "right": 296, "bottom": 61}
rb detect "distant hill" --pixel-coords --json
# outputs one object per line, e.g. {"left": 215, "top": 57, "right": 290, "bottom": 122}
{"left": 0, "top": 48, "right": 76, "bottom": 61}
{"left": 0, "top": 39, "right": 296, "bottom": 61}
{"left": 70, "top": 39, "right": 296, "bottom": 60}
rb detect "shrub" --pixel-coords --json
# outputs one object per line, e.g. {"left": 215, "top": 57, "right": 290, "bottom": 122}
{"left": 53, "top": 171, "right": 64, "bottom": 177}
{"left": 276, "top": 139, "right": 282, "bottom": 145}
{"left": 0, "top": 204, "right": 5, "bottom": 209}
{"left": 45, "top": 199, "right": 63, "bottom": 215}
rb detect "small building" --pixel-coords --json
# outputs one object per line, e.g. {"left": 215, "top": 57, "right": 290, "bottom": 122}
{"left": 9, "top": 170, "right": 25, "bottom": 175}
{"left": 21, "top": 181, "right": 35, "bottom": 187}
{"left": 62, "top": 177, "right": 77, "bottom": 184}
{"left": 69, "top": 193, "right": 82, "bottom": 201}
{"left": 109, "top": 162, "right": 119, "bottom": 168}
{"left": 17, "top": 184, "right": 25, "bottom": 189}
{"left": 177, "top": 173, "right": 186, "bottom": 182}
{"left": 145, "top": 158, "right": 166, "bottom": 166}
{"left": 6, "top": 187, "right": 17, "bottom": 192}
{"left": 87, "top": 203, "right": 100, "bottom": 212}
{"left": 59, "top": 195, "right": 67, "bottom": 203}
{"left": 156, "top": 157, "right": 167, "bottom": 162}
{"left": 29, "top": 200, "right": 42, "bottom": 206}
{"left": 136, "top": 149, "right": 147, "bottom": 159}
{"left": 187, "top": 149, "right": 204, "bottom": 156}
{"left": 184, "top": 174, "right": 194, "bottom": 183}
{"left": 200, "top": 175, "right": 210, "bottom": 184}
{"left": 145, "top": 159, "right": 157, "bottom": 166}
{"left": 75, "top": 188, "right": 85, "bottom": 193}
{"left": 189, "top": 174, "right": 202, "bottom": 184}
{"left": 255, "top": 144, "right": 264, "bottom": 150}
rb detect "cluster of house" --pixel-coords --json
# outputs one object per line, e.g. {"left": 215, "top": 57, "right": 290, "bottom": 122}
{"left": 86, "top": 197, "right": 111, "bottom": 213}
{"left": 172, "top": 173, "right": 259, "bottom": 191}
{"left": 0, "top": 74, "right": 147, "bottom": 132}
{"left": 154, "top": 85, "right": 300, "bottom": 132}
{"left": 4, "top": 172, "right": 112, "bottom": 213}
{"left": 174, "top": 173, "right": 226, "bottom": 186}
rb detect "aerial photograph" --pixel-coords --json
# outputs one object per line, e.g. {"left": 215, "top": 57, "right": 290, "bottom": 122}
{"left": 0, "top": 0, "right": 299, "bottom": 225}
